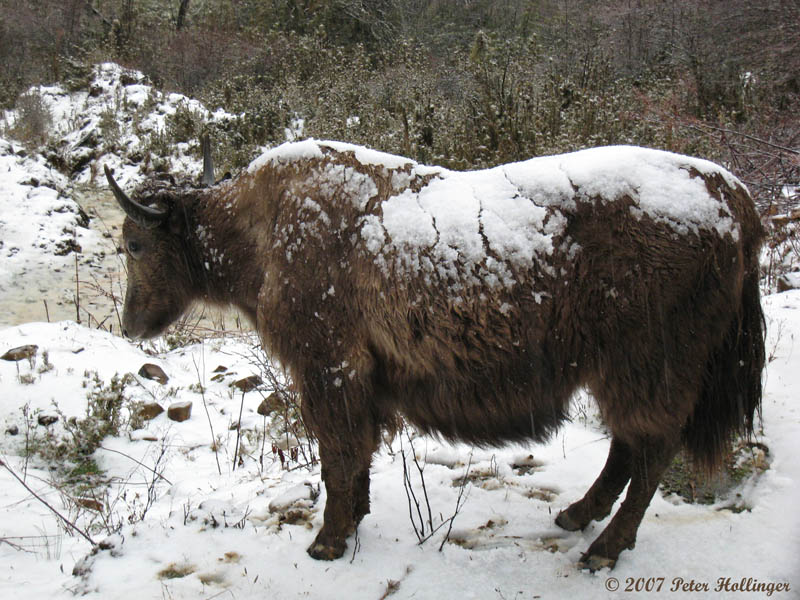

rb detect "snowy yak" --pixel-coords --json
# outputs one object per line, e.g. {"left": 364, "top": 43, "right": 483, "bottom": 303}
{"left": 106, "top": 139, "right": 764, "bottom": 570}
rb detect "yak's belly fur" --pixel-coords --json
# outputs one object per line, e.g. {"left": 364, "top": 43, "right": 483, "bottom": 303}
{"left": 379, "top": 350, "right": 573, "bottom": 446}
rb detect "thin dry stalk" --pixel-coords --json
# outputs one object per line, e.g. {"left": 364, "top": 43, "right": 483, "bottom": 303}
{"left": 0, "top": 457, "right": 96, "bottom": 546}
{"left": 192, "top": 345, "right": 222, "bottom": 475}
{"left": 74, "top": 252, "right": 81, "bottom": 324}
{"left": 98, "top": 444, "right": 173, "bottom": 485}
{"left": 232, "top": 388, "right": 246, "bottom": 470}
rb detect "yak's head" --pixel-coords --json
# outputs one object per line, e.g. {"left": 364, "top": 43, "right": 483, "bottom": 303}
{"left": 106, "top": 137, "right": 216, "bottom": 339}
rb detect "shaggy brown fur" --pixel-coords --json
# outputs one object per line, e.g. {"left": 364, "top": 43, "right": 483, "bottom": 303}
{"left": 110, "top": 143, "right": 765, "bottom": 570}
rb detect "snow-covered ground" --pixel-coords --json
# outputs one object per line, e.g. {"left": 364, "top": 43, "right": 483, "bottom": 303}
{"left": 0, "top": 294, "right": 798, "bottom": 599}
{"left": 0, "top": 62, "right": 798, "bottom": 599}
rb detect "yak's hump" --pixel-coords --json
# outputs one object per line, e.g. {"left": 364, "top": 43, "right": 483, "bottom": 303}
{"left": 249, "top": 141, "right": 744, "bottom": 293}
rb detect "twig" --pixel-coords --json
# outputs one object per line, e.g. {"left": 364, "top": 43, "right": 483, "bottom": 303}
{"left": 192, "top": 345, "right": 222, "bottom": 475}
{"left": 399, "top": 432, "right": 425, "bottom": 541}
{"left": 408, "top": 433, "right": 434, "bottom": 534}
{"left": 232, "top": 388, "right": 246, "bottom": 471}
{"left": 438, "top": 453, "right": 472, "bottom": 551}
{"left": 0, "top": 537, "right": 36, "bottom": 553}
{"left": 97, "top": 445, "right": 173, "bottom": 485}
{"left": 85, "top": 0, "right": 112, "bottom": 28}
{"left": 413, "top": 452, "right": 473, "bottom": 549}
{"left": 350, "top": 526, "right": 361, "bottom": 563}
{"left": 685, "top": 123, "right": 799, "bottom": 155}
{"left": 74, "top": 253, "right": 81, "bottom": 324}
{"left": 0, "top": 458, "right": 96, "bottom": 546}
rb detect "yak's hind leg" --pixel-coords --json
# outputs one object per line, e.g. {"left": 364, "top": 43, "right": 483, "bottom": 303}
{"left": 555, "top": 437, "right": 632, "bottom": 531}
{"left": 300, "top": 369, "right": 381, "bottom": 561}
{"left": 578, "top": 436, "right": 679, "bottom": 571}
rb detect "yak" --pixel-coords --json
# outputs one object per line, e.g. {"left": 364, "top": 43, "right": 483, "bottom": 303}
{"left": 105, "top": 138, "right": 765, "bottom": 570}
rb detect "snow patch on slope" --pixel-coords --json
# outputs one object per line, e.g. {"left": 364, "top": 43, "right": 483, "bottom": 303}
{"left": 0, "top": 137, "right": 104, "bottom": 303}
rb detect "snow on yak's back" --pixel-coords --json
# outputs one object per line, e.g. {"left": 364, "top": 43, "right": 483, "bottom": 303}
{"left": 105, "top": 140, "right": 765, "bottom": 570}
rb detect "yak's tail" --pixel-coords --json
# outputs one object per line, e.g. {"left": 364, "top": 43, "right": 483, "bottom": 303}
{"left": 683, "top": 234, "right": 766, "bottom": 474}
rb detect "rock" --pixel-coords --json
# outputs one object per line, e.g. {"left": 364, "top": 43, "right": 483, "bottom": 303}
{"left": 138, "top": 363, "right": 169, "bottom": 384}
{"left": 130, "top": 430, "right": 160, "bottom": 442}
{"left": 167, "top": 401, "right": 192, "bottom": 422}
{"left": 777, "top": 272, "right": 800, "bottom": 292}
{"left": 257, "top": 391, "right": 285, "bottom": 416}
{"left": 5, "top": 425, "right": 19, "bottom": 435}
{"left": 211, "top": 365, "right": 229, "bottom": 382}
{"left": 2, "top": 344, "right": 38, "bottom": 361}
{"left": 272, "top": 433, "right": 302, "bottom": 451}
{"left": 232, "top": 374, "right": 262, "bottom": 393}
{"left": 37, "top": 414, "right": 59, "bottom": 426}
{"left": 268, "top": 482, "right": 319, "bottom": 512}
{"left": 54, "top": 238, "right": 82, "bottom": 256}
{"left": 75, "top": 497, "right": 104, "bottom": 512}
{"left": 770, "top": 207, "right": 800, "bottom": 226}
{"left": 138, "top": 402, "right": 164, "bottom": 420}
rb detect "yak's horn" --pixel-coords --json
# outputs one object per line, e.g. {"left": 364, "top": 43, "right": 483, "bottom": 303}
{"left": 201, "top": 134, "right": 214, "bottom": 186}
{"left": 104, "top": 165, "right": 167, "bottom": 229}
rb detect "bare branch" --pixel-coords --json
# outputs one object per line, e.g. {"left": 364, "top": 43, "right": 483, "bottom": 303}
{"left": 0, "top": 458, "right": 96, "bottom": 547}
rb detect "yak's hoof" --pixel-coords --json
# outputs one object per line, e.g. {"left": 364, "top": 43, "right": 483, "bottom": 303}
{"left": 555, "top": 510, "right": 583, "bottom": 531}
{"left": 578, "top": 554, "right": 617, "bottom": 572}
{"left": 307, "top": 539, "right": 346, "bottom": 561}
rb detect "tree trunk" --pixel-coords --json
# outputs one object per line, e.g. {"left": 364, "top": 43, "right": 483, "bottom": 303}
{"left": 176, "top": 0, "right": 190, "bottom": 30}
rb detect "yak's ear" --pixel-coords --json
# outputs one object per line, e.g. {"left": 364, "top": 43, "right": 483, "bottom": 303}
{"left": 168, "top": 204, "right": 186, "bottom": 235}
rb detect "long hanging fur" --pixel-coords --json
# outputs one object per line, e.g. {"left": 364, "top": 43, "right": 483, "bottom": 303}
{"left": 682, "top": 207, "right": 765, "bottom": 473}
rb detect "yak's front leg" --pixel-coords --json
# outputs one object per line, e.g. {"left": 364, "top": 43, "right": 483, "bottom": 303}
{"left": 300, "top": 370, "right": 380, "bottom": 560}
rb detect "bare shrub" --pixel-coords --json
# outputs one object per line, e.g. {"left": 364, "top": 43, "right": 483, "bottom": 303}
{"left": 6, "top": 88, "right": 52, "bottom": 148}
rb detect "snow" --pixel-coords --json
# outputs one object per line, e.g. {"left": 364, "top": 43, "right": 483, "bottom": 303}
{"left": 246, "top": 139, "right": 742, "bottom": 298}
{"left": 361, "top": 144, "right": 740, "bottom": 292}
{"left": 247, "top": 138, "right": 325, "bottom": 172}
{"left": 0, "top": 139, "right": 109, "bottom": 323}
{"left": 0, "top": 292, "right": 798, "bottom": 599}
{"left": 0, "top": 62, "right": 797, "bottom": 599}
{"left": 2, "top": 63, "right": 238, "bottom": 190}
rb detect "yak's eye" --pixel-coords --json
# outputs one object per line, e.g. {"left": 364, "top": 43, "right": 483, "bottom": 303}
{"left": 127, "top": 240, "right": 143, "bottom": 258}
